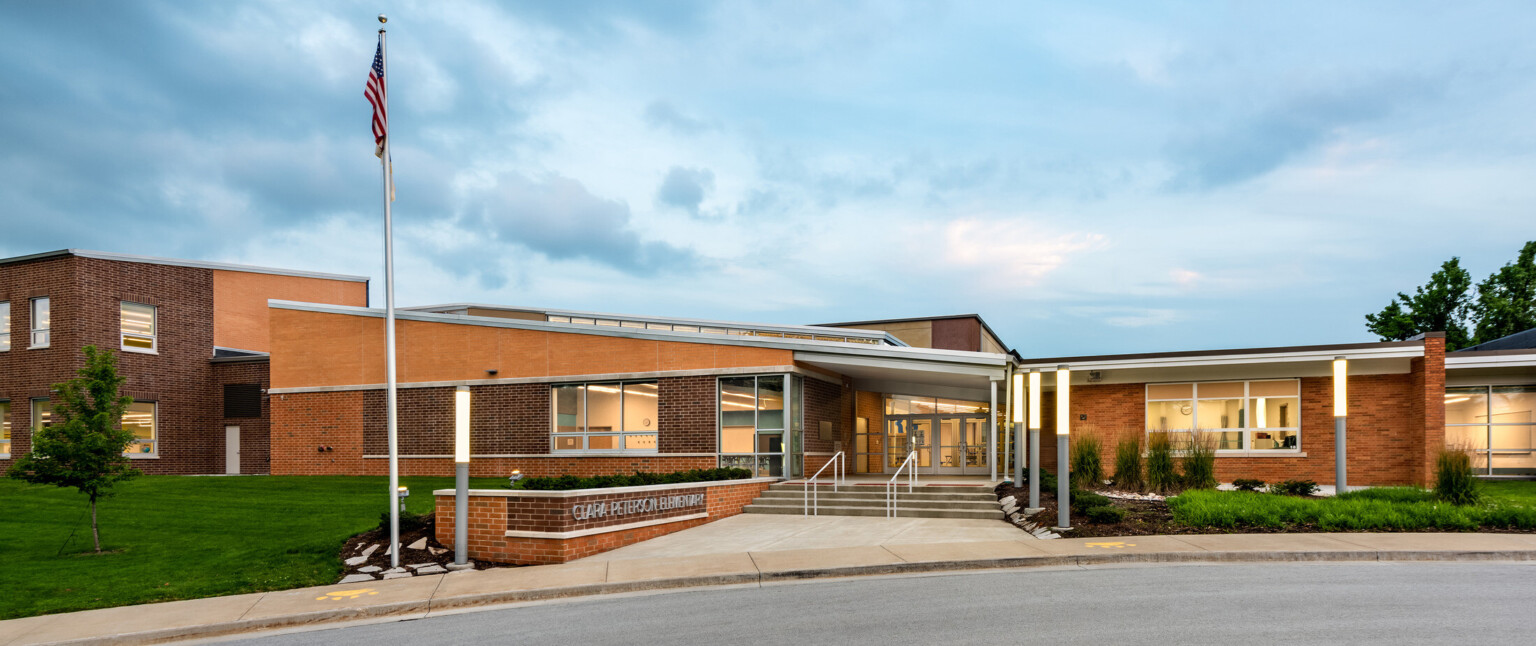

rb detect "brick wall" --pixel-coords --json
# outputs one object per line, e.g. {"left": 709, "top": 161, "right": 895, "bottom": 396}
{"left": 0, "top": 256, "right": 78, "bottom": 469}
{"left": 657, "top": 375, "right": 715, "bottom": 453}
{"left": 852, "top": 390, "right": 886, "bottom": 473}
{"left": 803, "top": 376, "right": 848, "bottom": 474}
{"left": 435, "top": 478, "right": 774, "bottom": 565}
{"left": 270, "top": 390, "right": 366, "bottom": 475}
{"left": 211, "top": 359, "right": 271, "bottom": 474}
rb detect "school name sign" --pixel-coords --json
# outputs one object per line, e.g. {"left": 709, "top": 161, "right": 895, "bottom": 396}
{"left": 570, "top": 492, "right": 706, "bottom": 521}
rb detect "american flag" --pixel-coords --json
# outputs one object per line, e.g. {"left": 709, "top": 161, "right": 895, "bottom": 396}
{"left": 365, "top": 36, "right": 387, "bottom": 158}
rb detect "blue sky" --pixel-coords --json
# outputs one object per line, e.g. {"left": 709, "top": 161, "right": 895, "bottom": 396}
{"left": 2, "top": 1, "right": 1533, "bottom": 356}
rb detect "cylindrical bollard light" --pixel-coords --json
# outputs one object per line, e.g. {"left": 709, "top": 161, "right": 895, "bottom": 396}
{"left": 1028, "top": 369, "right": 1042, "bottom": 510}
{"left": 451, "top": 386, "right": 472, "bottom": 570}
{"left": 1011, "top": 372, "right": 1025, "bottom": 484}
{"left": 1333, "top": 356, "right": 1347, "bottom": 495}
{"left": 1056, "top": 365, "right": 1071, "bottom": 530}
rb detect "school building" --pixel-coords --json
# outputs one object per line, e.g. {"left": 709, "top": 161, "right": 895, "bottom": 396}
{"left": 3, "top": 249, "right": 1534, "bottom": 484}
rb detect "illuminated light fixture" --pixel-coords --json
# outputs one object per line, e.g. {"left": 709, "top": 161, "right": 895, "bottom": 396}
{"left": 1256, "top": 397, "right": 1267, "bottom": 428}
{"left": 1056, "top": 366, "right": 1070, "bottom": 436}
{"left": 1028, "top": 371, "right": 1042, "bottom": 430}
{"left": 455, "top": 386, "right": 471, "bottom": 463}
{"left": 1011, "top": 372, "right": 1025, "bottom": 424}
{"left": 1443, "top": 396, "right": 1470, "bottom": 404}
{"left": 1332, "top": 357, "right": 1347, "bottom": 418}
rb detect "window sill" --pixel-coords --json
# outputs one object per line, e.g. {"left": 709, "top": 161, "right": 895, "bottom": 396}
{"left": 1215, "top": 451, "right": 1307, "bottom": 458}
{"left": 28, "top": 345, "right": 50, "bottom": 350}
{"left": 121, "top": 346, "right": 158, "bottom": 355}
{"left": 551, "top": 450, "right": 661, "bottom": 456}
{"left": 126, "top": 453, "right": 159, "bottom": 459}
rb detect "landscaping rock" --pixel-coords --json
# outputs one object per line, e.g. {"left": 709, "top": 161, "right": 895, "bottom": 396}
{"left": 381, "top": 567, "right": 407, "bottom": 575}
{"left": 407, "top": 537, "right": 427, "bottom": 550}
{"left": 429, "top": 547, "right": 447, "bottom": 556}
{"left": 406, "top": 563, "right": 437, "bottom": 570}
{"left": 382, "top": 572, "right": 413, "bottom": 580}
{"left": 414, "top": 565, "right": 448, "bottom": 575}
{"left": 339, "top": 574, "right": 376, "bottom": 584}
{"left": 359, "top": 543, "right": 379, "bottom": 557}
{"left": 344, "top": 555, "right": 368, "bottom": 566}
{"left": 1000, "top": 496, "right": 1016, "bottom": 506}
{"left": 357, "top": 566, "right": 382, "bottom": 573}
{"left": 384, "top": 542, "right": 399, "bottom": 556}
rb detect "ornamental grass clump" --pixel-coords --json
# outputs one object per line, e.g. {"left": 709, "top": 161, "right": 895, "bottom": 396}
{"left": 1145, "top": 432, "right": 1178, "bottom": 493}
{"left": 1180, "top": 430, "right": 1218, "bottom": 490}
{"left": 1112, "top": 438, "right": 1144, "bottom": 492}
{"left": 1434, "top": 448, "right": 1481, "bottom": 506}
{"left": 1069, "top": 435, "right": 1104, "bottom": 490}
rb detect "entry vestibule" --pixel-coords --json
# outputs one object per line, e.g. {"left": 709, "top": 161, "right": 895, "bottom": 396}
{"left": 859, "top": 394, "right": 992, "bottom": 475}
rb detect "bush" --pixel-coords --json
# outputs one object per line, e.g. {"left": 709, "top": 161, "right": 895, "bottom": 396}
{"left": 1180, "top": 430, "right": 1217, "bottom": 490}
{"left": 1070, "top": 490, "right": 1111, "bottom": 515}
{"left": 1021, "top": 468, "right": 1058, "bottom": 492}
{"left": 1269, "top": 479, "right": 1319, "bottom": 497}
{"left": 1112, "top": 438, "right": 1143, "bottom": 492}
{"left": 1085, "top": 505, "right": 1126, "bottom": 524}
{"left": 1232, "top": 478, "right": 1265, "bottom": 492}
{"left": 1168, "top": 488, "right": 1536, "bottom": 532}
{"left": 1434, "top": 449, "right": 1481, "bottom": 506}
{"left": 1069, "top": 435, "right": 1104, "bottom": 489}
{"left": 379, "top": 510, "right": 431, "bottom": 534}
{"left": 1145, "top": 432, "right": 1178, "bottom": 493}
{"left": 511, "top": 467, "right": 753, "bottom": 491}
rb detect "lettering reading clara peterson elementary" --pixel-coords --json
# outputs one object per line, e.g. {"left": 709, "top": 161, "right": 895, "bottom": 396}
{"left": 570, "top": 493, "right": 706, "bottom": 521}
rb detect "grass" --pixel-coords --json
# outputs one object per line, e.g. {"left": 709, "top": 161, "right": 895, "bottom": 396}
{"left": 0, "top": 475, "right": 504, "bottom": 620}
{"left": 1168, "top": 481, "right": 1536, "bottom": 532}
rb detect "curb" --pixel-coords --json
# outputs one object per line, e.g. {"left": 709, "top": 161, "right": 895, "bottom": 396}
{"left": 22, "top": 548, "right": 1536, "bottom": 645}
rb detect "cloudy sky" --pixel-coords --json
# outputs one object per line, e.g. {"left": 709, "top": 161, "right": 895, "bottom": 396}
{"left": 2, "top": 1, "right": 1533, "bottom": 356}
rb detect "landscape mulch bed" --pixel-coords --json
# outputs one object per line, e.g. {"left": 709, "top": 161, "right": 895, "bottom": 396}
{"left": 338, "top": 513, "right": 509, "bottom": 579}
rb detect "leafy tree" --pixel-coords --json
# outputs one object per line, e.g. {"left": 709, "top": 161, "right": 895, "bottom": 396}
{"left": 1364, "top": 257, "right": 1473, "bottom": 350}
{"left": 7, "top": 346, "right": 139, "bottom": 553}
{"left": 1471, "top": 241, "right": 1536, "bottom": 345}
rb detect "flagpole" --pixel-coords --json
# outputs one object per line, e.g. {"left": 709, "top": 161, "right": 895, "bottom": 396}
{"left": 377, "top": 13, "right": 401, "bottom": 569}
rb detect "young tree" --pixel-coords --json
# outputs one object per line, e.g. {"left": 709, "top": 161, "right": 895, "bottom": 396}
{"left": 1364, "top": 257, "right": 1473, "bottom": 350}
{"left": 1471, "top": 241, "right": 1536, "bottom": 345}
{"left": 7, "top": 346, "right": 140, "bottom": 553}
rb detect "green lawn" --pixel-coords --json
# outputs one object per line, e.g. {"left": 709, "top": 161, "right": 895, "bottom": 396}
{"left": 0, "top": 475, "right": 504, "bottom": 620}
{"left": 1168, "top": 480, "right": 1536, "bottom": 532}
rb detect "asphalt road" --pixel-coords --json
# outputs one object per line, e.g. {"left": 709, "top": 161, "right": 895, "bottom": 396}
{"left": 230, "top": 562, "right": 1536, "bottom": 645}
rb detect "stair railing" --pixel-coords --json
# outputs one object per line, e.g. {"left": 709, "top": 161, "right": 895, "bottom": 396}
{"left": 887, "top": 451, "right": 917, "bottom": 517}
{"left": 803, "top": 451, "right": 846, "bottom": 516}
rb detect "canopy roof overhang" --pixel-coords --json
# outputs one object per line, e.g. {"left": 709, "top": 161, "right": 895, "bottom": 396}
{"left": 795, "top": 350, "right": 1007, "bottom": 401}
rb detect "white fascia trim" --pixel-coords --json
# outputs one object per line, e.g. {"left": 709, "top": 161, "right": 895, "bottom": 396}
{"left": 13, "top": 249, "right": 371, "bottom": 282}
{"left": 269, "top": 301, "right": 1009, "bottom": 366}
{"left": 369, "top": 453, "right": 720, "bottom": 459}
{"left": 795, "top": 351, "right": 1007, "bottom": 378}
{"left": 432, "top": 476, "right": 779, "bottom": 498}
{"left": 1015, "top": 345, "right": 1423, "bottom": 372}
{"left": 270, "top": 365, "right": 836, "bottom": 394}
{"left": 503, "top": 513, "right": 709, "bottom": 540}
{"left": 1446, "top": 354, "right": 1536, "bottom": 370}
{"left": 404, "top": 302, "right": 906, "bottom": 346}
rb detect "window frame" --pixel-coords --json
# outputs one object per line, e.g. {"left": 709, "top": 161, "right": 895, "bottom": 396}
{"left": 1144, "top": 380, "right": 1301, "bottom": 455}
{"left": 122, "top": 401, "right": 158, "bottom": 459}
{"left": 29, "top": 297, "right": 49, "bottom": 349}
{"left": 1445, "top": 384, "right": 1535, "bottom": 476}
{"left": 0, "top": 301, "right": 10, "bottom": 351}
{"left": 717, "top": 374, "right": 792, "bottom": 477}
{"left": 549, "top": 380, "right": 659, "bottom": 454}
{"left": 0, "top": 399, "right": 10, "bottom": 458}
{"left": 120, "top": 301, "right": 157, "bottom": 354}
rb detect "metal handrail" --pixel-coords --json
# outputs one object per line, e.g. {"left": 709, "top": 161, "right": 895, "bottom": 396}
{"left": 803, "top": 451, "right": 846, "bottom": 516}
{"left": 887, "top": 451, "right": 917, "bottom": 517}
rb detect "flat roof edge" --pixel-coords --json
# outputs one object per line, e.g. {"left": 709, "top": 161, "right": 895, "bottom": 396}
{"left": 0, "top": 249, "right": 370, "bottom": 283}
{"left": 1015, "top": 339, "right": 1425, "bottom": 368}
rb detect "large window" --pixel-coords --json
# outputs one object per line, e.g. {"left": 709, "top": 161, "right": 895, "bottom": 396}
{"left": 551, "top": 381, "right": 658, "bottom": 452}
{"left": 32, "top": 399, "right": 157, "bottom": 457}
{"left": 1146, "top": 380, "right": 1300, "bottom": 452}
{"left": 1, "top": 401, "right": 10, "bottom": 456}
{"left": 1446, "top": 385, "right": 1535, "bottom": 476}
{"left": 31, "top": 399, "right": 51, "bottom": 440}
{"left": 29, "top": 297, "right": 49, "bottom": 348}
{"left": 0, "top": 301, "right": 10, "bottom": 351}
{"left": 120, "top": 302, "right": 156, "bottom": 353}
{"left": 719, "top": 375, "right": 786, "bottom": 476}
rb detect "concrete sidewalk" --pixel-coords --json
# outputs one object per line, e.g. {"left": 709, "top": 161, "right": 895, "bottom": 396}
{"left": 5, "top": 531, "right": 1536, "bottom": 646}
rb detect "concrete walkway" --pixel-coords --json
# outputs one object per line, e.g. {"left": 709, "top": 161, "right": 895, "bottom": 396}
{"left": 4, "top": 531, "right": 1536, "bottom": 646}
{"left": 580, "top": 514, "right": 1027, "bottom": 560}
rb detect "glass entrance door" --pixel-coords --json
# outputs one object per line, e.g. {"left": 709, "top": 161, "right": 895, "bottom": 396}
{"left": 886, "top": 418, "right": 933, "bottom": 470}
{"left": 936, "top": 416, "right": 988, "bottom": 474}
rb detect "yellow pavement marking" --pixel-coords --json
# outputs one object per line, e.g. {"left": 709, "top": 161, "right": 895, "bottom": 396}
{"left": 315, "top": 588, "right": 380, "bottom": 601}
{"left": 1084, "top": 541, "right": 1136, "bottom": 549}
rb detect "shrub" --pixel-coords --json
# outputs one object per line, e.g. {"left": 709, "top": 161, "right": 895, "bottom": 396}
{"left": 1112, "top": 438, "right": 1143, "bottom": 492}
{"left": 1069, "top": 435, "right": 1104, "bottom": 489}
{"left": 1168, "top": 489, "right": 1535, "bottom": 532}
{"left": 1085, "top": 505, "right": 1127, "bottom": 524}
{"left": 1232, "top": 478, "right": 1265, "bottom": 492}
{"left": 379, "top": 510, "right": 431, "bottom": 534}
{"left": 512, "top": 467, "right": 753, "bottom": 491}
{"left": 1070, "top": 490, "right": 1111, "bottom": 515}
{"left": 1269, "top": 479, "right": 1319, "bottom": 497}
{"left": 1145, "top": 432, "right": 1178, "bottom": 493}
{"left": 1434, "top": 449, "right": 1481, "bottom": 505}
{"left": 1022, "top": 468, "right": 1058, "bottom": 492}
{"left": 1180, "top": 430, "right": 1217, "bottom": 490}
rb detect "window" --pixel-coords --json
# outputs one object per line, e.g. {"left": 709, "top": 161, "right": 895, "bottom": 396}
{"left": 31, "top": 399, "right": 51, "bottom": 439}
{"left": 1146, "top": 380, "right": 1300, "bottom": 452}
{"left": 718, "top": 375, "right": 788, "bottom": 476}
{"left": 0, "top": 401, "right": 9, "bottom": 456}
{"left": 122, "top": 402, "right": 157, "bottom": 456}
{"left": 120, "top": 302, "right": 156, "bottom": 352}
{"left": 29, "top": 297, "right": 49, "bottom": 348}
{"left": 0, "top": 301, "right": 10, "bottom": 351}
{"left": 550, "top": 381, "right": 657, "bottom": 452}
{"left": 1446, "top": 385, "right": 1535, "bottom": 476}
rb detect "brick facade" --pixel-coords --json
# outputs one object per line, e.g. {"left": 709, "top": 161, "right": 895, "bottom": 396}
{"left": 657, "top": 375, "right": 716, "bottom": 454}
{"left": 435, "top": 478, "right": 775, "bottom": 565}
{"left": 211, "top": 358, "right": 271, "bottom": 474}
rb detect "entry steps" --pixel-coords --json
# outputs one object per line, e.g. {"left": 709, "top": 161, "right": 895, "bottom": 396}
{"left": 742, "top": 482, "right": 1004, "bottom": 520}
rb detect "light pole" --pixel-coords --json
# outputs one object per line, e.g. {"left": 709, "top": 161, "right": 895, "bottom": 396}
{"left": 1333, "top": 356, "right": 1348, "bottom": 495}
{"left": 449, "top": 386, "right": 473, "bottom": 570}
{"left": 1028, "top": 369, "right": 1042, "bottom": 511}
{"left": 1055, "top": 365, "right": 1071, "bottom": 531}
{"left": 1011, "top": 371, "right": 1025, "bottom": 484}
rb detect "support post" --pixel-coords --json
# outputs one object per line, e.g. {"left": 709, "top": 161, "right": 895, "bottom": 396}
{"left": 453, "top": 463, "right": 469, "bottom": 568}
{"left": 989, "top": 379, "right": 998, "bottom": 481}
